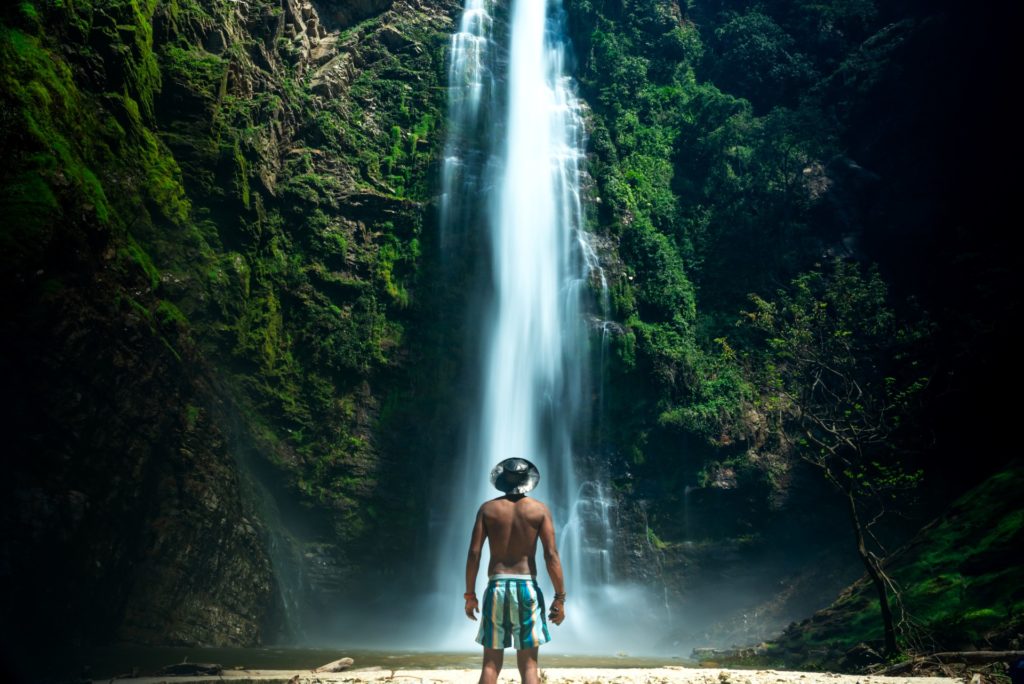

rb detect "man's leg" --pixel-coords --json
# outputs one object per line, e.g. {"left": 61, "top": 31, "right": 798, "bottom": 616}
{"left": 516, "top": 647, "right": 539, "bottom": 684}
{"left": 479, "top": 647, "right": 504, "bottom": 684}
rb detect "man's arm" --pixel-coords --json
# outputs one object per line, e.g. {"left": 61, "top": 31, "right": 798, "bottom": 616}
{"left": 464, "top": 506, "right": 486, "bottom": 620}
{"left": 538, "top": 504, "right": 566, "bottom": 625}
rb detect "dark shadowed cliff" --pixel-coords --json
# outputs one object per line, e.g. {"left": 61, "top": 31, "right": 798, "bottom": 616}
{"left": 2, "top": 0, "right": 1020, "bottom": 673}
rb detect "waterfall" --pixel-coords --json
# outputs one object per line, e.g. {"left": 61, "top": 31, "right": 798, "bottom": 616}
{"left": 438, "top": 0, "right": 495, "bottom": 261}
{"left": 428, "top": 0, "right": 665, "bottom": 654}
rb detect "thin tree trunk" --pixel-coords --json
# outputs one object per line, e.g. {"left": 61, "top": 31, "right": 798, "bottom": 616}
{"left": 844, "top": 487, "right": 897, "bottom": 656}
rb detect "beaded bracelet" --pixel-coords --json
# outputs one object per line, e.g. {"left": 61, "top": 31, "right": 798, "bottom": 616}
{"left": 553, "top": 592, "right": 566, "bottom": 601}
{"left": 464, "top": 592, "right": 477, "bottom": 599}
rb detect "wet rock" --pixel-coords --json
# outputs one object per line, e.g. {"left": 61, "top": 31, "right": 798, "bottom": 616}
{"left": 709, "top": 465, "right": 738, "bottom": 489}
{"left": 316, "top": 0, "right": 396, "bottom": 29}
{"left": 204, "top": 29, "right": 228, "bottom": 53}
{"left": 2, "top": 0, "right": 459, "bottom": 656}
{"left": 311, "top": 52, "right": 355, "bottom": 99}
{"left": 156, "top": 662, "right": 223, "bottom": 675}
{"left": 310, "top": 36, "right": 340, "bottom": 66}
{"left": 251, "top": 41, "right": 276, "bottom": 73}
{"left": 379, "top": 25, "right": 414, "bottom": 51}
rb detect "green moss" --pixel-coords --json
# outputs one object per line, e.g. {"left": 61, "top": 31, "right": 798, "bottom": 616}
{"left": 159, "top": 335, "right": 183, "bottom": 363}
{"left": 278, "top": 168, "right": 345, "bottom": 205}
{"left": 646, "top": 526, "right": 670, "bottom": 550}
{"left": 1, "top": 27, "right": 114, "bottom": 230}
{"left": 235, "top": 287, "right": 290, "bottom": 371}
{"left": 125, "top": 295, "right": 153, "bottom": 321}
{"left": 17, "top": 1, "right": 37, "bottom": 19}
{"left": 0, "top": 170, "right": 59, "bottom": 254}
{"left": 112, "top": 90, "right": 191, "bottom": 223}
{"left": 232, "top": 136, "right": 250, "bottom": 209}
{"left": 3, "top": 0, "right": 458, "bottom": 568}
{"left": 161, "top": 44, "right": 227, "bottom": 101}
{"left": 123, "top": 233, "right": 160, "bottom": 289}
{"left": 184, "top": 403, "right": 201, "bottom": 429}
{"left": 375, "top": 238, "right": 409, "bottom": 307}
{"left": 322, "top": 232, "right": 348, "bottom": 256}
{"left": 113, "top": 0, "right": 162, "bottom": 119}
{"left": 156, "top": 299, "right": 188, "bottom": 326}
{"left": 408, "top": 113, "right": 433, "bottom": 155}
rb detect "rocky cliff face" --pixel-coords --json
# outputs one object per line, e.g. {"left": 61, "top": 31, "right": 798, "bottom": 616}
{"left": 1, "top": 0, "right": 460, "bottom": 651}
{"left": 559, "top": 0, "right": 1019, "bottom": 651}
{"left": 2, "top": 0, "right": 1017, "bottom": 662}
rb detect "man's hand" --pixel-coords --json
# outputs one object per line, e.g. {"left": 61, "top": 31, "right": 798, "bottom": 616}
{"left": 548, "top": 598, "right": 565, "bottom": 625}
{"left": 465, "top": 595, "right": 479, "bottom": 621}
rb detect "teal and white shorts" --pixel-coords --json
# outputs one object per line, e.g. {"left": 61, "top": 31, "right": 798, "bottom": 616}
{"left": 475, "top": 573, "right": 552, "bottom": 649}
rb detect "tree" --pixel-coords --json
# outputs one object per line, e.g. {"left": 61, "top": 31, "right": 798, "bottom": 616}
{"left": 740, "top": 258, "right": 930, "bottom": 656}
{"left": 710, "top": 10, "right": 817, "bottom": 112}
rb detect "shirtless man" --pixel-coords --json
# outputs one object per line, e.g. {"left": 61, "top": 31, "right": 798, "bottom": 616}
{"left": 464, "top": 458, "right": 566, "bottom": 684}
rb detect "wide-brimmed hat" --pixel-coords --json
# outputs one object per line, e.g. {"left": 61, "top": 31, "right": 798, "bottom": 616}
{"left": 490, "top": 458, "right": 540, "bottom": 494}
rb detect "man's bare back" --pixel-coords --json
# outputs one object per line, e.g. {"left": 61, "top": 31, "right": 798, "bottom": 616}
{"left": 480, "top": 495, "right": 548, "bottom": 575}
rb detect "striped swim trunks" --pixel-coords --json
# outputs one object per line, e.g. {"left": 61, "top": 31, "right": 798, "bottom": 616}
{"left": 475, "top": 573, "right": 552, "bottom": 649}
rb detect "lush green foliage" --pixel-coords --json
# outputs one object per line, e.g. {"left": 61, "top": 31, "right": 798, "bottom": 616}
{"left": 740, "top": 258, "right": 931, "bottom": 474}
{"left": 758, "top": 462, "right": 1024, "bottom": 667}
{"left": 0, "top": 0, "right": 451, "bottom": 560}
{"left": 572, "top": 0, "right": 1017, "bottom": 653}
{"left": 738, "top": 259, "right": 931, "bottom": 653}
{"left": 572, "top": 0, "right": 849, "bottom": 498}
{"left": 2, "top": 0, "right": 1017, "bottom": 654}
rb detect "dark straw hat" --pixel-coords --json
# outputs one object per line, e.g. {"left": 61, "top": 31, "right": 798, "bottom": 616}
{"left": 490, "top": 458, "right": 540, "bottom": 494}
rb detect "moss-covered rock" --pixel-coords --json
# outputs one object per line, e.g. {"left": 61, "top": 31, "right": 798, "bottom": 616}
{"left": 746, "top": 462, "right": 1024, "bottom": 670}
{"left": 1, "top": 0, "right": 460, "bottom": 651}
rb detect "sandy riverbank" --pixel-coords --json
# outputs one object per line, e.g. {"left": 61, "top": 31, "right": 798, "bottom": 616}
{"left": 95, "top": 666, "right": 962, "bottom": 684}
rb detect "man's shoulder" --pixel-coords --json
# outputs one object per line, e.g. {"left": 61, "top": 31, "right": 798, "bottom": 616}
{"left": 479, "top": 496, "right": 549, "bottom": 510}
{"left": 479, "top": 497, "right": 505, "bottom": 511}
{"left": 525, "top": 496, "right": 549, "bottom": 511}
{"left": 516, "top": 496, "right": 550, "bottom": 514}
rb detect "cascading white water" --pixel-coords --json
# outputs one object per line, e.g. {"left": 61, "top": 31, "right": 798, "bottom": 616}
{"left": 427, "top": 0, "right": 668, "bottom": 655}
{"left": 438, "top": 0, "right": 494, "bottom": 259}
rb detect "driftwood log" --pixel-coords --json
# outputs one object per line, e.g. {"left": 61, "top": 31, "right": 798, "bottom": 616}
{"left": 881, "top": 650, "right": 1024, "bottom": 675}
{"left": 154, "top": 662, "right": 223, "bottom": 675}
{"left": 314, "top": 657, "right": 355, "bottom": 673}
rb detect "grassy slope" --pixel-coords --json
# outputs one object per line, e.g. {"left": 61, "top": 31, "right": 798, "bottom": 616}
{"left": 729, "top": 461, "right": 1024, "bottom": 669}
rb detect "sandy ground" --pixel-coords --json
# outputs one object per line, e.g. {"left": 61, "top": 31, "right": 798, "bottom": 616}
{"left": 96, "top": 666, "right": 962, "bottom": 684}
